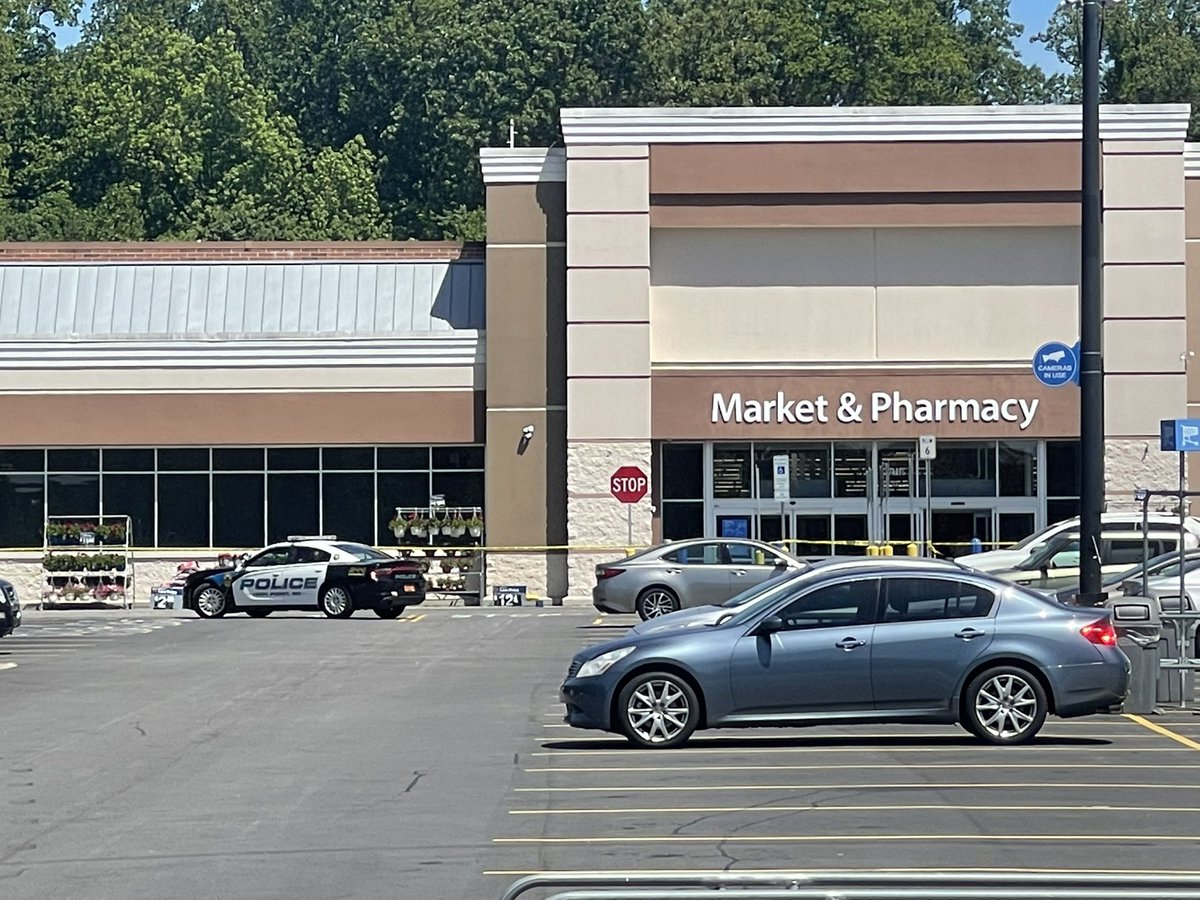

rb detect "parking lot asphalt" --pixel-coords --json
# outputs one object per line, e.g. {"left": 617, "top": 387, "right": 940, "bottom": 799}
{"left": 1, "top": 608, "right": 1199, "bottom": 900}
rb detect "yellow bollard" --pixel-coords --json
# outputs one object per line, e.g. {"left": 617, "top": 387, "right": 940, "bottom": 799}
{"left": 866, "top": 544, "right": 880, "bottom": 557}
{"left": 625, "top": 547, "right": 636, "bottom": 557}
{"left": 881, "top": 544, "right": 894, "bottom": 556}
{"left": 906, "top": 542, "right": 919, "bottom": 557}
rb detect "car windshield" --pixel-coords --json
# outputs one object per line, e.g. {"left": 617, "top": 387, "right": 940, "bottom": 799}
{"left": 718, "top": 570, "right": 804, "bottom": 608}
{"left": 1008, "top": 523, "right": 1057, "bottom": 551}
{"left": 1020, "top": 535, "right": 1080, "bottom": 570}
{"left": 332, "top": 543, "right": 391, "bottom": 562}
{"left": 717, "top": 567, "right": 838, "bottom": 629}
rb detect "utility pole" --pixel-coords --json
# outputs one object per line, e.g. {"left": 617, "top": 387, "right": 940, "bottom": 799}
{"left": 1076, "top": 0, "right": 1106, "bottom": 606}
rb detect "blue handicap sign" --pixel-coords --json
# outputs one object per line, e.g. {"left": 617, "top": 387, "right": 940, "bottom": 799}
{"left": 1032, "top": 341, "right": 1079, "bottom": 388}
{"left": 1161, "top": 419, "right": 1200, "bottom": 452}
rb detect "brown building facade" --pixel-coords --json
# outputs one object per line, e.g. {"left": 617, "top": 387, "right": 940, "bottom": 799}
{"left": 0, "top": 104, "right": 1196, "bottom": 604}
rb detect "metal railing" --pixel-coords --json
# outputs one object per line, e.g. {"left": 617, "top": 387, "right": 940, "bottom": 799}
{"left": 500, "top": 871, "right": 1200, "bottom": 900}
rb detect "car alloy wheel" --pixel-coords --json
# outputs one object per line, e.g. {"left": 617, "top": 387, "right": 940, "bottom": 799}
{"left": 966, "top": 666, "right": 1046, "bottom": 745}
{"left": 321, "top": 585, "right": 354, "bottom": 619}
{"left": 618, "top": 673, "right": 699, "bottom": 749}
{"left": 636, "top": 589, "right": 679, "bottom": 620}
{"left": 194, "top": 586, "right": 227, "bottom": 619}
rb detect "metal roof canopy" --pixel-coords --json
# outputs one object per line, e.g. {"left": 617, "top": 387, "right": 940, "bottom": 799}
{"left": 0, "top": 260, "right": 485, "bottom": 339}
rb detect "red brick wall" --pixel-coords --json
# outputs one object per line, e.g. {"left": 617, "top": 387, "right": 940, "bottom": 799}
{"left": 0, "top": 241, "right": 486, "bottom": 262}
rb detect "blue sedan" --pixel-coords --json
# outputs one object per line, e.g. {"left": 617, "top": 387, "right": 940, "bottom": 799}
{"left": 560, "top": 559, "right": 1130, "bottom": 748}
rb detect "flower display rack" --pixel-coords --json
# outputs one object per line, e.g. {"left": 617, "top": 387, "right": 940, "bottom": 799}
{"left": 41, "top": 514, "right": 135, "bottom": 609}
{"left": 388, "top": 506, "right": 483, "bottom": 603}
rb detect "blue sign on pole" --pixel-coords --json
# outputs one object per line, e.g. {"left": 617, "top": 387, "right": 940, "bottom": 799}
{"left": 1032, "top": 341, "right": 1079, "bottom": 388}
{"left": 1160, "top": 419, "right": 1200, "bottom": 452}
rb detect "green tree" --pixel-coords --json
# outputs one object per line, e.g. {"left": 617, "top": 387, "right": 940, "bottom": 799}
{"left": 1037, "top": 0, "right": 1200, "bottom": 139}
{"left": 940, "top": 0, "right": 1052, "bottom": 103}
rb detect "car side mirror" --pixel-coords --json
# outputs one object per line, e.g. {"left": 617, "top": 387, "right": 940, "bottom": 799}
{"left": 755, "top": 615, "right": 785, "bottom": 636}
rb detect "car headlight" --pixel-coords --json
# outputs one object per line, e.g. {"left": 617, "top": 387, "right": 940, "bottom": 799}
{"left": 576, "top": 646, "right": 636, "bottom": 678}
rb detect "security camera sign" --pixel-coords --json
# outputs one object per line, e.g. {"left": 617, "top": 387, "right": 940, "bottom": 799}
{"left": 610, "top": 466, "right": 648, "bottom": 504}
{"left": 1032, "top": 341, "right": 1079, "bottom": 388}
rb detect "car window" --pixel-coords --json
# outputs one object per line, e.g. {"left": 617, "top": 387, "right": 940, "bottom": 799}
{"left": 245, "top": 547, "right": 290, "bottom": 568}
{"left": 772, "top": 579, "right": 879, "bottom": 632}
{"left": 663, "top": 543, "right": 721, "bottom": 565}
{"left": 292, "top": 546, "right": 332, "bottom": 564}
{"left": 719, "top": 572, "right": 800, "bottom": 608}
{"left": 1047, "top": 541, "right": 1080, "bottom": 568}
{"left": 882, "top": 578, "right": 995, "bottom": 623}
{"left": 724, "top": 542, "right": 782, "bottom": 566}
{"left": 332, "top": 543, "right": 389, "bottom": 562}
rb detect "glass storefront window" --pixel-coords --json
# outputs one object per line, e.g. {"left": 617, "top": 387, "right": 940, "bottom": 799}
{"left": 0, "top": 450, "right": 43, "bottom": 472}
{"left": 213, "top": 448, "right": 265, "bottom": 471}
{"left": 103, "top": 473, "right": 154, "bottom": 547}
{"left": 48, "top": 449, "right": 98, "bottom": 472}
{"left": 662, "top": 502, "right": 704, "bottom": 540}
{"left": 158, "top": 449, "right": 210, "bottom": 472}
{"left": 213, "top": 474, "right": 265, "bottom": 547}
{"left": 267, "top": 473, "right": 319, "bottom": 543}
{"left": 876, "top": 442, "right": 916, "bottom": 498}
{"left": 323, "top": 472, "right": 374, "bottom": 544}
{"left": 931, "top": 442, "right": 997, "bottom": 497}
{"left": 1046, "top": 440, "right": 1080, "bottom": 497}
{"left": 103, "top": 448, "right": 154, "bottom": 471}
{"left": 48, "top": 473, "right": 99, "bottom": 516}
{"left": 755, "top": 444, "right": 831, "bottom": 499}
{"left": 158, "top": 474, "right": 210, "bottom": 547}
{"left": 662, "top": 443, "right": 703, "bottom": 500}
{"left": 0, "top": 473, "right": 44, "bottom": 547}
{"left": 1047, "top": 498, "right": 1080, "bottom": 524}
{"left": 267, "top": 448, "right": 319, "bottom": 471}
{"left": 833, "top": 444, "right": 870, "bottom": 498}
{"left": 834, "top": 515, "right": 868, "bottom": 555}
{"left": 999, "top": 441, "right": 1037, "bottom": 497}
{"left": 713, "top": 444, "right": 752, "bottom": 498}
{"left": 376, "top": 472, "right": 432, "bottom": 545}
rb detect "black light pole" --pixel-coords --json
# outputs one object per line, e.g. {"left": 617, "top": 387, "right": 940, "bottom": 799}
{"left": 1077, "top": 0, "right": 1105, "bottom": 606}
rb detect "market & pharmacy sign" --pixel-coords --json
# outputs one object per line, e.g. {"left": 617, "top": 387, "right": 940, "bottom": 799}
{"left": 711, "top": 391, "right": 1040, "bottom": 431}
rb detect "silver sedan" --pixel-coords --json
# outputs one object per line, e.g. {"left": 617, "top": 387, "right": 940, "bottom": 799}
{"left": 592, "top": 538, "right": 807, "bottom": 620}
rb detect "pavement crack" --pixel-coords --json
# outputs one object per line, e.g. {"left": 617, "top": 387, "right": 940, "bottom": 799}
{"left": 404, "top": 771, "right": 425, "bottom": 793}
{"left": 133, "top": 722, "right": 147, "bottom": 738}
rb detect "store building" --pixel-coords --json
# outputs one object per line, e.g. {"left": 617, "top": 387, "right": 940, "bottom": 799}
{"left": 1, "top": 103, "right": 1198, "bottom": 605}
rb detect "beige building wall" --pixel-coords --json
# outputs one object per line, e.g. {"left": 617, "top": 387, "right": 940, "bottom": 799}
{"left": 1102, "top": 139, "right": 1189, "bottom": 503}
{"left": 1184, "top": 145, "right": 1200, "bottom": 498}
{"left": 650, "top": 227, "right": 1079, "bottom": 365}
{"left": 565, "top": 145, "right": 653, "bottom": 599}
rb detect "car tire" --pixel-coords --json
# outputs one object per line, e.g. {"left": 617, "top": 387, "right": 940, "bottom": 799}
{"left": 635, "top": 588, "right": 680, "bottom": 621}
{"left": 193, "top": 585, "right": 228, "bottom": 619}
{"left": 617, "top": 671, "right": 700, "bottom": 749}
{"left": 374, "top": 607, "right": 404, "bottom": 619}
{"left": 320, "top": 584, "right": 355, "bottom": 619}
{"left": 245, "top": 609, "right": 271, "bottom": 618}
{"left": 963, "top": 665, "right": 1047, "bottom": 745}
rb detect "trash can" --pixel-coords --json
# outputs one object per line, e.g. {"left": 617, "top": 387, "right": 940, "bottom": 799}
{"left": 1156, "top": 595, "right": 1196, "bottom": 705}
{"left": 1106, "top": 598, "right": 1161, "bottom": 715}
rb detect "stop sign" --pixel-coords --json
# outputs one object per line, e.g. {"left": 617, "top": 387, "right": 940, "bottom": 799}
{"left": 610, "top": 466, "right": 649, "bottom": 504}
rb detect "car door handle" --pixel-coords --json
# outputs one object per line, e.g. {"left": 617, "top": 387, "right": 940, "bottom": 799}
{"left": 665, "top": 568, "right": 680, "bottom": 575}
{"left": 835, "top": 637, "right": 866, "bottom": 651}
{"left": 955, "top": 627, "right": 986, "bottom": 640}
{"left": 733, "top": 570, "right": 747, "bottom": 577}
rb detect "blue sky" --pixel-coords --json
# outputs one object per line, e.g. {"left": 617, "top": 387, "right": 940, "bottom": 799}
{"left": 1012, "top": 0, "right": 1068, "bottom": 73}
{"left": 52, "top": 0, "right": 1068, "bottom": 74}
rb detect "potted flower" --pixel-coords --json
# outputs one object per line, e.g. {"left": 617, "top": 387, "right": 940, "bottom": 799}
{"left": 388, "top": 515, "right": 405, "bottom": 540}
{"left": 45, "top": 522, "right": 66, "bottom": 546}
{"left": 466, "top": 513, "right": 483, "bottom": 538}
{"left": 447, "top": 514, "right": 467, "bottom": 538}
{"left": 407, "top": 512, "right": 428, "bottom": 539}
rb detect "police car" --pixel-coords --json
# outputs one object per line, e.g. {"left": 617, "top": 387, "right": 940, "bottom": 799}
{"left": 183, "top": 536, "right": 426, "bottom": 619}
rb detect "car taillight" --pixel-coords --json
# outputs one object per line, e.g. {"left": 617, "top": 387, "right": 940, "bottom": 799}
{"left": 1081, "top": 619, "right": 1118, "bottom": 646}
{"left": 597, "top": 567, "right": 625, "bottom": 580}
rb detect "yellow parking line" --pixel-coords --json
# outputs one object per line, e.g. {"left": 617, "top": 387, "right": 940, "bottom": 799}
{"left": 493, "top": 834, "right": 1200, "bottom": 845}
{"left": 591, "top": 617, "right": 604, "bottom": 625}
{"left": 0, "top": 662, "right": 16, "bottom": 671}
{"left": 525, "top": 762, "right": 1200, "bottom": 773}
{"left": 1124, "top": 713, "right": 1200, "bottom": 751}
{"left": 409, "top": 613, "right": 426, "bottom": 622}
{"left": 514, "top": 781, "right": 1200, "bottom": 793}
{"left": 508, "top": 802, "right": 1195, "bottom": 815}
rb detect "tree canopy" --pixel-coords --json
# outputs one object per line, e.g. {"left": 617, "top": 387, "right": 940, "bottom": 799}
{"left": 0, "top": 0, "right": 1192, "bottom": 242}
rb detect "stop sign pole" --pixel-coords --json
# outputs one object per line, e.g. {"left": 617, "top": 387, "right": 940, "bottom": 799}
{"left": 610, "top": 466, "right": 649, "bottom": 545}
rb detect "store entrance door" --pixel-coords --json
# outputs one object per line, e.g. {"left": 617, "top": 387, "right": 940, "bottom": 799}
{"left": 931, "top": 509, "right": 993, "bottom": 557}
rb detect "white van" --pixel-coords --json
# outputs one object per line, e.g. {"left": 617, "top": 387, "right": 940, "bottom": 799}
{"left": 992, "top": 528, "right": 1200, "bottom": 593}
{"left": 959, "top": 512, "right": 1200, "bottom": 573}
